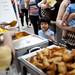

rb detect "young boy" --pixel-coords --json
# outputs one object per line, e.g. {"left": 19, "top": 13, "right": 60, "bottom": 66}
{"left": 62, "top": 0, "right": 75, "bottom": 38}
{"left": 38, "top": 17, "right": 55, "bottom": 41}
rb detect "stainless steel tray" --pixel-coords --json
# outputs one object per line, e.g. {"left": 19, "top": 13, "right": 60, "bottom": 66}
{"left": 13, "top": 34, "right": 48, "bottom": 50}
{"left": 18, "top": 45, "right": 59, "bottom": 75}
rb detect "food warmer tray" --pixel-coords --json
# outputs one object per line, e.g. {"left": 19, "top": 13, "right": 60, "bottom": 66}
{"left": 18, "top": 45, "right": 59, "bottom": 75}
{"left": 13, "top": 34, "right": 49, "bottom": 57}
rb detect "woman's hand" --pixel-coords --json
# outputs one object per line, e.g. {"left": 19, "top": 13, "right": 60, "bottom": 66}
{"left": 68, "top": 13, "right": 75, "bottom": 21}
{"left": 41, "top": 3, "right": 49, "bottom": 9}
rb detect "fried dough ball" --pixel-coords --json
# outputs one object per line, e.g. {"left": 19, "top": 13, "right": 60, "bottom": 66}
{"left": 42, "top": 57, "right": 50, "bottom": 68}
{"left": 71, "top": 49, "right": 75, "bottom": 57}
{"left": 57, "top": 62, "right": 67, "bottom": 74}
{"left": 62, "top": 53, "right": 72, "bottom": 62}
{"left": 46, "top": 70, "right": 55, "bottom": 75}
{"left": 37, "top": 52, "right": 44, "bottom": 60}
{"left": 47, "top": 63, "right": 57, "bottom": 71}
{"left": 48, "top": 57, "right": 62, "bottom": 63}
{"left": 68, "top": 69, "right": 75, "bottom": 75}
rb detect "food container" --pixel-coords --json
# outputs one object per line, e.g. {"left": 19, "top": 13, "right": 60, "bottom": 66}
{"left": 13, "top": 34, "right": 49, "bottom": 57}
{"left": 18, "top": 45, "right": 59, "bottom": 75}
{"left": 13, "top": 31, "right": 30, "bottom": 40}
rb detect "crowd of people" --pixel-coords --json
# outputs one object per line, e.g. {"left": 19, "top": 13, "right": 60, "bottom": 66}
{"left": 17, "top": 0, "right": 58, "bottom": 34}
{"left": 9, "top": 0, "right": 75, "bottom": 49}
{"left": 0, "top": 0, "right": 75, "bottom": 74}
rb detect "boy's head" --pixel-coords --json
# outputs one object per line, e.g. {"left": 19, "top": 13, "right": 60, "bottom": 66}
{"left": 40, "top": 17, "right": 50, "bottom": 31}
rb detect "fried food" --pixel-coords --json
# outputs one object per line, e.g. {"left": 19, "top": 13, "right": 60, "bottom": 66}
{"left": 46, "top": 70, "right": 55, "bottom": 75}
{"left": 62, "top": 53, "right": 72, "bottom": 62}
{"left": 68, "top": 69, "right": 75, "bottom": 75}
{"left": 71, "top": 49, "right": 75, "bottom": 57}
{"left": 42, "top": 57, "right": 50, "bottom": 68}
{"left": 15, "top": 32, "right": 29, "bottom": 39}
{"left": 57, "top": 62, "right": 67, "bottom": 74}
{"left": 28, "top": 46, "right": 75, "bottom": 75}
{"left": 48, "top": 57, "right": 62, "bottom": 63}
{"left": 47, "top": 63, "right": 57, "bottom": 71}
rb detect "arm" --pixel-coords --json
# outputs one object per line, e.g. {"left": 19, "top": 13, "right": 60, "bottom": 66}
{"left": 56, "top": 0, "right": 75, "bottom": 32}
{"left": 48, "top": 35, "right": 55, "bottom": 41}
{"left": 25, "top": 0, "right": 30, "bottom": 9}
{"left": 3, "top": 31, "right": 15, "bottom": 56}
{"left": 68, "top": 13, "right": 75, "bottom": 21}
{"left": 62, "top": 10, "right": 69, "bottom": 25}
{"left": 45, "top": 31, "right": 55, "bottom": 41}
{"left": 56, "top": 0, "right": 69, "bottom": 21}
{"left": 38, "top": 0, "right": 49, "bottom": 9}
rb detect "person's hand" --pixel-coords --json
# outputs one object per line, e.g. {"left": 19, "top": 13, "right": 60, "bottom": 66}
{"left": 4, "top": 31, "right": 15, "bottom": 38}
{"left": 41, "top": 3, "right": 50, "bottom": 9}
{"left": 19, "top": 12, "right": 24, "bottom": 17}
{"left": 68, "top": 13, "right": 75, "bottom": 21}
{"left": 61, "top": 20, "right": 67, "bottom": 27}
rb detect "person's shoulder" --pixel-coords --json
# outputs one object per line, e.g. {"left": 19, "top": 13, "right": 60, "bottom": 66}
{"left": 38, "top": 30, "right": 44, "bottom": 36}
{"left": 48, "top": 29, "right": 53, "bottom": 32}
{"left": 48, "top": 29, "right": 54, "bottom": 34}
{"left": 38, "top": 30, "right": 43, "bottom": 34}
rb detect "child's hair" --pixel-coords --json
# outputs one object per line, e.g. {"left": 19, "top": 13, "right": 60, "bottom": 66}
{"left": 39, "top": 17, "right": 50, "bottom": 25}
{"left": 70, "top": 0, "right": 75, "bottom": 3}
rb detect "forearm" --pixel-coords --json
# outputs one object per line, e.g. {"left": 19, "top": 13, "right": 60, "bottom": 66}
{"left": 3, "top": 32, "right": 15, "bottom": 55}
{"left": 38, "top": 1, "right": 44, "bottom": 7}
{"left": 48, "top": 35, "right": 55, "bottom": 41}
{"left": 62, "top": 26, "right": 75, "bottom": 32}
{"left": 68, "top": 13, "right": 75, "bottom": 21}
{"left": 38, "top": 0, "right": 48, "bottom": 8}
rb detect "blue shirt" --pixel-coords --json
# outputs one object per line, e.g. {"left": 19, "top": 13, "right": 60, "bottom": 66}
{"left": 66, "top": 4, "right": 75, "bottom": 27}
{"left": 38, "top": 29, "right": 54, "bottom": 39}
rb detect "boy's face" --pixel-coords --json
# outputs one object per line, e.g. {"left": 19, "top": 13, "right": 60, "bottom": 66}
{"left": 40, "top": 22, "right": 49, "bottom": 31}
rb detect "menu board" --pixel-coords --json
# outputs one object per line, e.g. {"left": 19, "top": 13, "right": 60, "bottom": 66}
{"left": 0, "top": 0, "right": 17, "bottom": 24}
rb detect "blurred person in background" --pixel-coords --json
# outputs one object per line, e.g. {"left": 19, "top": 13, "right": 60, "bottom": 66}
{"left": 11, "top": 0, "right": 16, "bottom": 13}
{"left": 38, "top": 0, "right": 58, "bottom": 21}
{"left": 38, "top": 0, "right": 61, "bottom": 34}
{"left": 19, "top": 0, "right": 28, "bottom": 27}
{"left": 56, "top": 0, "right": 75, "bottom": 49}
{"left": 61, "top": 0, "right": 75, "bottom": 38}
{"left": 25, "top": 0, "right": 41, "bottom": 35}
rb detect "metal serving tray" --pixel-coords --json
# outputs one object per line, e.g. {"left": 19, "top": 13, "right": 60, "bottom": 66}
{"left": 13, "top": 34, "right": 48, "bottom": 56}
{"left": 18, "top": 45, "right": 59, "bottom": 75}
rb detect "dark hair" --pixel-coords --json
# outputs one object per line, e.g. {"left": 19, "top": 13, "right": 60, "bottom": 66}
{"left": 39, "top": 17, "right": 50, "bottom": 25}
{"left": 70, "top": 0, "right": 75, "bottom": 3}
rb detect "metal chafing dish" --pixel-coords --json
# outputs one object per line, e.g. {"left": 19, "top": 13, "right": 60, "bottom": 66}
{"left": 18, "top": 45, "right": 59, "bottom": 75}
{"left": 13, "top": 34, "right": 49, "bottom": 57}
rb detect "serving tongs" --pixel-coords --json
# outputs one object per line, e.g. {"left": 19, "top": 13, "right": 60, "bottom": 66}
{"left": 49, "top": 40, "right": 67, "bottom": 48}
